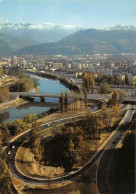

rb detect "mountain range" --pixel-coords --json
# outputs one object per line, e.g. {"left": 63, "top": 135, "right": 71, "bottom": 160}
{"left": 0, "top": 23, "right": 136, "bottom": 55}
{"left": 0, "top": 23, "right": 82, "bottom": 44}
{"left": 16, "top": 28, "right": 136, "bottom": 55}
{"left": 104, "top": 25, "right": 136, "bottom": 31}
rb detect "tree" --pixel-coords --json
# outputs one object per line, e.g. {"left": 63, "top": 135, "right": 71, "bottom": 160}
{"left": 0, "top": 87, "right": 10, "bottom": 103}
{"left": 4, "top": 68, "right": 8, "bottom": 75}
{"left": 89, "top": 74, "right": 95, "bottom": 93}
{"left": 107, "top": 76, "right": 115, "bottom": 85}
{"left": 1, "top": 176, "right": 13, "bottom": 194}
{"left": 35, "top": 86, "right": 40, "bottom": 92}
{"left": 32, "top": 78, "right": 40, "bottom": 88}
{"left": 82, "top": 73, "right": 95, "bottom": 93}
{"left": 83, "top": 88, "right": 87, "bottom": 109}
{"left": 0, "top": 67, "right": 3, "bottom": 77}
{"left": 59, "top": 90, "right": 64, "bottom": 113}
{"left": 118, "top": 90, "right": 125, "bottom": 104}
{"left": 1, "top": 120, "right": 27, "bottom": 137}
{"left": 64, "top": 89, "right": 68, "bottom": 111}
{"left": 0, "top": 158, "right": 13, "bottom": 193}
{"left": 14, "top": 119, "right": 27, "bottom": 132}
{"left": 108, "top": 89, "right": 118, "bottom": 107}
{"left": 0, "top": 124, "right": 10, "bottom": 142}
{"left": 28, "top": 122, "right": 41, "bottom": 150}
{"left": 96, "top": 114, "right": 104, "bottom": 139}
{"left": 112, "top": 89, "right": 118, "bottom": 99}
{"left": 19, "top": 69, "right": 28, "bottom": 78}
{"left": 114, "top": 104, "right": 120, "bottom": 121}
{"left": 82, "top": 113, "right": 99, "bottom": 138}
{"left": 100, "top": 82, "right": 110, "bottom": 94}
{"left": 0, "top": 138, "right": 3, "bottom": 159}
{"left": 99, "top": 108, "right": 111, "bottom": 130}
{"left": 24, "top": 113, "right": 38, "bottom": 123}
{"left": 15, "top": 78, "right": 34, "bottom": 92}
{"left": 0, "top": 129, "right": 2, "bottom": 151}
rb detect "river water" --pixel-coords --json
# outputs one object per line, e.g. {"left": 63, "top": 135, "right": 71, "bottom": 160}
{"left": 0, "top": 74, "right": 68, "bottom": 123}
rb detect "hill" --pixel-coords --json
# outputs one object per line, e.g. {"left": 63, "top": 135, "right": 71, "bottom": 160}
{"left": 16, "top": 29, "right": 136, "bottom": 55}
{"left": 0, "top": 33, "right": 36, "bottom": 55}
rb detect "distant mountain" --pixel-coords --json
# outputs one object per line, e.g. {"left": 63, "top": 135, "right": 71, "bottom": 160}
{"left": 104, "top": 25, "right": 136, "bottom": 31}
{"left": 0, "top": 33, "right": 36, "bottom": 55}
{"left": 0, "top": 23, "right": 82, "bottom": 43}
{"left": 16, "top": 28, "right": 136, "bottom": 55}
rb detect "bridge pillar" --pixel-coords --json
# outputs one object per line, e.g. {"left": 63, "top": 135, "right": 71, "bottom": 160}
{"left": 40, "top": 97, "right": 45, "bottom": 102}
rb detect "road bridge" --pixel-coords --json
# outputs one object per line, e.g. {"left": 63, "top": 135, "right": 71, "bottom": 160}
{"left": 10, "top": 92, "right": 111, "bottom": 101}
{"left": 10, "top": 92, "right": 136, "bottom": 103}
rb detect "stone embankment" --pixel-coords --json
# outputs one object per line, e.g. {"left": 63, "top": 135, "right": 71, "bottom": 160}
{"left": 0, "top": 97, "right": 27, "bottom": 114}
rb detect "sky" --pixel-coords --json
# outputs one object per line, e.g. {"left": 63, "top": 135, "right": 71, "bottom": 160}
{"left": 0, "top": 0, "right": 135, "bottom": 28}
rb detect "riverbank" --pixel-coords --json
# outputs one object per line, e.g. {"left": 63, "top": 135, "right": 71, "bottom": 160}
{"left": 26, "top": 70, "right": 80, "bottom": 93}
{"left": 0, "top": 73, "right": 70, "bottom": 123}
{"left": 0, "top": 97, "right": 28, "bottom": 114}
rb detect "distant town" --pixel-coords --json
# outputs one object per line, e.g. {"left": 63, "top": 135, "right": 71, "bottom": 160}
{"left": 0, "top": 53, "right": 136, "bottom": 86}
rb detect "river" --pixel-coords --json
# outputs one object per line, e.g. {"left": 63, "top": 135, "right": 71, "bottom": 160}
{"left": 0, "top": 74, "right": 69, "bottom": 123}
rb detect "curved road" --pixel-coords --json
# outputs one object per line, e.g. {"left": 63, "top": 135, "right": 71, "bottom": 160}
{"left": 6, "top": 104, "right": 135, "bottom": 186}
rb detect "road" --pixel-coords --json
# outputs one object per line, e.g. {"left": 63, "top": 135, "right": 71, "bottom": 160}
{"left": 6, "top": 104, "right": 135, "bottom": 186}
{"left": 96, "top": 104, "right": 135, "bottom": 194}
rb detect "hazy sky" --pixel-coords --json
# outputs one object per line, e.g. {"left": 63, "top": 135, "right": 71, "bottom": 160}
{"left": 0, "top": 0, "right": 135, "bottom": 28}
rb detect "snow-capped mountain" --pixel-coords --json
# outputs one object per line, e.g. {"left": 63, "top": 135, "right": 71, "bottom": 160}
{"left": 0, "top": 23, "right": 82, "bottom": 43}
{"left": 104, "top": 25, "right": 136, "bottom": 31}
{"left": 0, "top": 23, "right": 78, "bottom": 30}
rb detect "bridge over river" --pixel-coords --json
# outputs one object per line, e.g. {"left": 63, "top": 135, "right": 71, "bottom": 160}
{"left": 10, "top": 92, "right": 111, "bottom": 101}
{"left": 10, "top": 92, "right": 136, "bottom": 103}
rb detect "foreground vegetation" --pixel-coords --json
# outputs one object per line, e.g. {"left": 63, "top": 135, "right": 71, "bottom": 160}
{"left": 0, "top": 131, "right": 16, "bottom": 193}
{"left": 0, "top": 157, "right": 15, "bottom": 193}
{"left": 28, "top": 108, "right": 119, "bottom": 173}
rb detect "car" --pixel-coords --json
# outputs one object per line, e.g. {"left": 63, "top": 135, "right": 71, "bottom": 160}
{"left": 47, "top": 123, "right": 51, "bottom": 127}
{"left": 12, "top": 145, "right": 15, "bottom": 149}
{"left": 8, "top": 151, "right": 11, "bottom": 155}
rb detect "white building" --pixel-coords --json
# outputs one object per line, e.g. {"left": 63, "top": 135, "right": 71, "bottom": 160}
{"left": 77, "top": 63, "right": 82, "bottom": 69}
{"left": 53, "top": 63, "right": 64, "bottom": 70}
{"left": 66, "top": 63, "right": 72, "bottom": 69}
